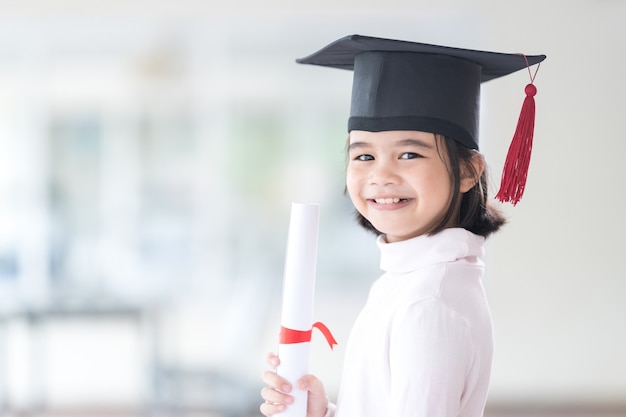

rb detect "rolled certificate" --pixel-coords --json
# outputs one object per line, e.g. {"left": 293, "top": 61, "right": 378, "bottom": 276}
{"left": 276, "top": 202, "right": 320, "bottom": 417}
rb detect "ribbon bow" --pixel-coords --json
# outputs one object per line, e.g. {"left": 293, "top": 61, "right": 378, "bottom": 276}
{"left": 280, "top": 322, "right": 338, "bottom": 350}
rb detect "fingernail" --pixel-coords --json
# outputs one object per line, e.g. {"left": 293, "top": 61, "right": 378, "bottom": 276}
{"left": 297, "top": 378, "right": 309, "bottom": 390}
{"left": 282, "top": 384, "right": 291, "bottom": 393}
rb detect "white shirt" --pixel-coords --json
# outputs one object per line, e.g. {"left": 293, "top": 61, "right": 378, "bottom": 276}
{"left": 333, "top": 228, "right": 493, "bottom": 417}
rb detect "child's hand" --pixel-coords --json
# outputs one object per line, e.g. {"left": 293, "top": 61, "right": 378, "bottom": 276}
{"left": 260, "top": 352, "right": 329, "bottom": 417}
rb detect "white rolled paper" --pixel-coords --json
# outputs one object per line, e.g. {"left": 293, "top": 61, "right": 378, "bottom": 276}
{"left": 276, "top": 202, "right": 320, "bottom": 417}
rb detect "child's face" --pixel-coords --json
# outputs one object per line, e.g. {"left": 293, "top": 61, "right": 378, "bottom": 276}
{"left": 346, "top": 130, "right": 454, "bottom": 242}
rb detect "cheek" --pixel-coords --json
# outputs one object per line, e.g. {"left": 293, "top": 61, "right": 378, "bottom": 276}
{"left": 345, "top": 170, "right": 363, "bottom": 205}
{"left": 419, "top": 168, "right": 454, "bottom": 204}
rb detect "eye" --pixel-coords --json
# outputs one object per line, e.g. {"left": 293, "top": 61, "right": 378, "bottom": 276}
{"left": 400, "top": 152, "right": 422, "bottom": 159}
{"left": 354, "top": 154, "right": 374, "bottom": 161}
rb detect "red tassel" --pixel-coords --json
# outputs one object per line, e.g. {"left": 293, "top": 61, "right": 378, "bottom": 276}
{"left": 496, "top": 57, "right": 541, "bottom": 205}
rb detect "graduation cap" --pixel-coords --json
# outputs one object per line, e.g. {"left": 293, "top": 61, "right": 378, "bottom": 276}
{"left": 296, "top": 34, "right": 546, "bottom": 205}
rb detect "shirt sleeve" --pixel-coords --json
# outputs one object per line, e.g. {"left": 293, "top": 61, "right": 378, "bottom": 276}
{"left": 324, "top": 401, "right": 337, "bottom": 417}
{"left": 388, "top": 297, "right": 474, "bottom": 417}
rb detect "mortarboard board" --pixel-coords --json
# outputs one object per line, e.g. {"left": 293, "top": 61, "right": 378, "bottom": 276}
{"left": 296, "top": 34, "right": 546, "bottom": 205}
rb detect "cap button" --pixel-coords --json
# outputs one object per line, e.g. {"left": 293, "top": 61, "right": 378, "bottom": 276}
{"left": 525, "top": 83, "right": 537, "bottom": 97}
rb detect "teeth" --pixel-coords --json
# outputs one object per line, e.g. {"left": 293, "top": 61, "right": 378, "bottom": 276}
{"left": 375, "top": 198, "right": 401, "bottom": 204}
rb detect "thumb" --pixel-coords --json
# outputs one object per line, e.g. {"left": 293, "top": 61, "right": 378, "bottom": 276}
{"left": 297, "top": 375, "right": 328, "bottom": 417}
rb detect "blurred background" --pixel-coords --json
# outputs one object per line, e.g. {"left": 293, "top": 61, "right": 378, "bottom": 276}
{"left": 0, "top": 0, "right": 624, "bottom": 416}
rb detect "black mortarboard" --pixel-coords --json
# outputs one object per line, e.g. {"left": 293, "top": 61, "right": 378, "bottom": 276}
{"left": 296, "top": 34, "right": 546, "bottom": 205}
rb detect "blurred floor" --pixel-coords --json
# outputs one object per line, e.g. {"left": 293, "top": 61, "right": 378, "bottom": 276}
{"left": 484, "top": 404, "right": 626, "bottom": 417}
{"left": 1, "top": 405, "right": 624, "bottom": 417}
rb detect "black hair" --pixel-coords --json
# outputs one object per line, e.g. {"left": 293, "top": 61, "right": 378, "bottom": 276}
{"left": 351, "top": 134, "right": 506, "bottom": 238}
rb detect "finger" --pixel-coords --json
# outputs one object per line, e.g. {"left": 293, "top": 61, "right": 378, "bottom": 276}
{"left": 262, "top": 370, "right": 292, "bottom": 393}
{"left": 266, "top": 352, "right": 280, "bottom": 368}
{"left": 261, "top": 386, "right": 295, "bottom": 405}
{"left": 297, "top": 375, "right": 324, "bottom": 396}
{"left": 260, "top": 400, "right": 286, "bottom": 416}
{"left": 297, "top": 375, "right": 328, "bottom": 417}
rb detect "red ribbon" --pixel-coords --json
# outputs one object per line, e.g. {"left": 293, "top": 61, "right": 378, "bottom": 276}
{"left": 280, "top": 322, "right": 337, "bottom": 350}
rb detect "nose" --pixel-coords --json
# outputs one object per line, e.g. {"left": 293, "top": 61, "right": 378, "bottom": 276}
{"left": 368, "top": 160, "right": 399, "bottom": 186}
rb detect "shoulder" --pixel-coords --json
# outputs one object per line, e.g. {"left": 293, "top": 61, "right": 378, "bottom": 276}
{"left": 391, "top": 296, "right": 472, "bottom": 340}
{"left": 388, "top": 297, "right": 475, "bottom": 367}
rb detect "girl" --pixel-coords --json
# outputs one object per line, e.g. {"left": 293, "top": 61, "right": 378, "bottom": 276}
{"left": 261, "top": 35, "right": 545, "bottom": 417}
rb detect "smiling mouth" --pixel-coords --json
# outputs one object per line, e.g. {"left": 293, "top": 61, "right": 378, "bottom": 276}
{"left": 373, "top": 197, "right": 411, "bottom": 204}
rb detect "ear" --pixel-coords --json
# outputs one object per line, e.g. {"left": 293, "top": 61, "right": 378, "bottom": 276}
{"left": 460, "top": 153, "right": 485, "bottom": 193}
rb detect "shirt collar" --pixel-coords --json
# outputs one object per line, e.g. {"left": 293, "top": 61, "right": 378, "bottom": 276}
{"left": 377, "top": 228, "right": 485, "bottom": 274}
